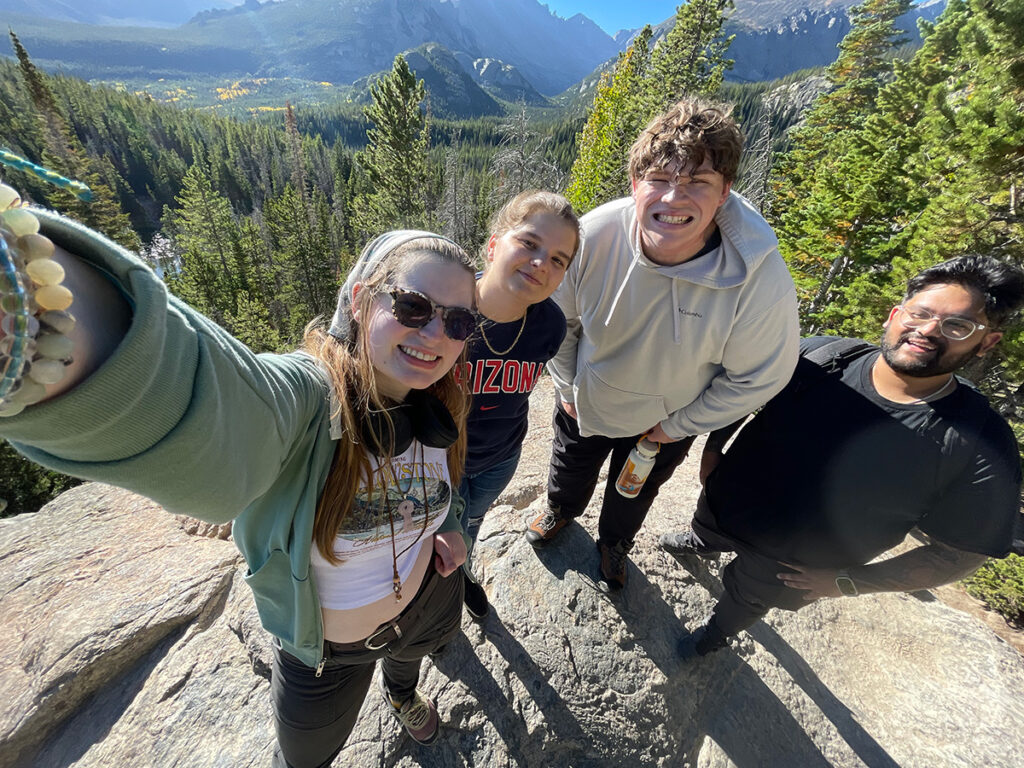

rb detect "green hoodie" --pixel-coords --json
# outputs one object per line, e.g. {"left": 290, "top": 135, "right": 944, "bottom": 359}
{"left": 1, "top": 210, "right": 468, "bottom": 668}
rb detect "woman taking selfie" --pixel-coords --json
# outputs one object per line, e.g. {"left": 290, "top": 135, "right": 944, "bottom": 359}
{"left": 0, "top": 178, "right": 478, "bottom": 767}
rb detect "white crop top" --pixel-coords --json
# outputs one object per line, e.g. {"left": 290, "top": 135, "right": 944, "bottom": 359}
{"left": 310, "top": 441, "right": 452, "bottom": 610}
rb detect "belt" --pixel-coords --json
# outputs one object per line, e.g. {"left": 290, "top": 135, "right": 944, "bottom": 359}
{"left": 326, "top": 563, "right": 441, "bottom": 653}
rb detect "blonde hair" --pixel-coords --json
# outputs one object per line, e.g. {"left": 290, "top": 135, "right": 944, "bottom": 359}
{"left": 628, "top": 97, "right": 744, "bottom": 184}
{"left": 484, "top": 189, "right": 581, "bottom": 265}
{"left": 303, "top": 237, "right": 474, "bottom": 564}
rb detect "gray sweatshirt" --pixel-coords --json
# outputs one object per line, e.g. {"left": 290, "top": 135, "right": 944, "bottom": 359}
{"left": 548, "top": 192, "right": 800, "bottom": 439}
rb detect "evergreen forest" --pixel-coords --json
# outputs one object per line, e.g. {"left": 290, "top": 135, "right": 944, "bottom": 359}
{"left": 2, "top": 0, "right": 1023, "bottom": 599}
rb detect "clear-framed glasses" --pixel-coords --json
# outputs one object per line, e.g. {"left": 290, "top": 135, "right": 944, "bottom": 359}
{"left": 897, "top": 305, "right": 987, "bottom": 340}
{"left": 382, "top": 285, "right": 477, "bottom": 341}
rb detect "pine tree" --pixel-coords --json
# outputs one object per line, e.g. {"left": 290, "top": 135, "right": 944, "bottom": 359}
{"left": 646, "top": 0, "right": 735, "bottom": 114}
{"left": 768, "top": 0, "right": 913, "bottom": 327}
{"left": 352, "top": 55, "right": 431, "bottom": 238}
{"left": 163, "top": 164, "right": 241, "bottom": 324}
{"left": 263, "top": 184, "right": 339, "bottom": 337}
{"left": 566, "top": 27, "right": 653, "bottom": 213}
{"left": 880, "top": 0, "right": 1024, "bottom": 390}
{"left": 284, "top": 102, "right": 310, "bottom": 217}
{"left": 9, "top": 31, "right": 139, "bottom": 249}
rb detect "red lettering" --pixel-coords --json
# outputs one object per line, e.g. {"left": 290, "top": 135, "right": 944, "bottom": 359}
{"left": 502, "top": 361, "right": 520, "bottom": 392}
{"left": 520, "top": 362, "right": 542, "bottom": 393}
{"left": 453, "top": 362, "right": 470, "bottom": 388}
{"left": 482, "top": 359, "right": 502, "bottom": 394}
{"left": 472, "top": 359, "right": 484, "bottom": 393}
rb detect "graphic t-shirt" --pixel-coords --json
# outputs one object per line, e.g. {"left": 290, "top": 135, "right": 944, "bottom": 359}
{"left": 310, "top": 441, "right": 452, "bottom": 609}
{"left": 457, "top": 295, "right": 566, "bottom": 475}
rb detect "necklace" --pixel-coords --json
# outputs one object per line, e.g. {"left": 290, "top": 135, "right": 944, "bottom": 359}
{"left": 910, "top": 374, "right": 956, "bottom": 404}
{"left": 384, "top": 441, "right": 430, "bottom": 602}
{"left": 479, "top": 313, "right": 526, "bottom": 356}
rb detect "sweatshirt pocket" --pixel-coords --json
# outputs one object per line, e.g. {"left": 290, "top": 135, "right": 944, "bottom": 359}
{"left": 243, "top": 550, "right": 321, "bottom": 654}
{"left": 576, "top": 364, "right": 669, "bottom": 437}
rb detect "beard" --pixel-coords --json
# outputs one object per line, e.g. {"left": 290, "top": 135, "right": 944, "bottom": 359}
{"left": 879, "top": 330, "right": 981, "bottom": 377}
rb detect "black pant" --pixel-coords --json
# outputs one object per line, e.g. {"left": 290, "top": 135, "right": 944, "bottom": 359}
{"left": 691, "top": 494, "right": 809, "bottom": 636}
{"left": 547, "top": 402, "right": 695, "bottom": 544}
{"left": 270, "top": 562, "right": 464, "bottom": 768}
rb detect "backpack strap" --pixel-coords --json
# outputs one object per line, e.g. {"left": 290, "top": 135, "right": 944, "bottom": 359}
{"left": 786, "top": 337, "right": 877, "bottom": 395}
{"left": 803, "top": 337, "right": 877, "bottom": 371}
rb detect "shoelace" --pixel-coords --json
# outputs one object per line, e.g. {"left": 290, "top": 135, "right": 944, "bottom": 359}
{"left": 537, "top": 510, "right": 565, "bottom": 532}
{"left": 397, "top": 695, "right": 432, "bottom": 729}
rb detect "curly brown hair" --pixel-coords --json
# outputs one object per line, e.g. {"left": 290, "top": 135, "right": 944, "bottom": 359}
{"left": 628, "top": 97, "right": 744, "bottom": 184}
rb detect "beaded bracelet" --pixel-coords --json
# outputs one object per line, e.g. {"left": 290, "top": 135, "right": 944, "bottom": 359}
{"left": 0, "top": 182, "right": 76, "bottom": 417}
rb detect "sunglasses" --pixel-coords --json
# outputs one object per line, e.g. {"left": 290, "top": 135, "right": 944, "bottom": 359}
{"left": 383, "top": 286, "right": 477, "bottom": 341}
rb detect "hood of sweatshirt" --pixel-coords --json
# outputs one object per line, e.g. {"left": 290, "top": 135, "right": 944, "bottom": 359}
{"left": 547, "top": 190, "right": 798, "bottom": 438}
{"left": 602, "top": 191, "right": 781, "bottom": 338}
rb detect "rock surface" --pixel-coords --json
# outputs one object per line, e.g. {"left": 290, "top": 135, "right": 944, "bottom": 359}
{"left": 2, "top": 378, "right": 1023, "bottom": 767}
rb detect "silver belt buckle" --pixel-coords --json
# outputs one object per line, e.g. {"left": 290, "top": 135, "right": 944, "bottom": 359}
{"left": 364, "top": 620, "right": 402, "bottom": 650}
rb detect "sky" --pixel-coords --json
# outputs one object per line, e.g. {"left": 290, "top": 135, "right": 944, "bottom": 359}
{"left": 541, "top": 1, "right": 680, "bottom": 36}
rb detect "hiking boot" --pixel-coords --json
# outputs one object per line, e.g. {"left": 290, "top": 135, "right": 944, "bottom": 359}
{"left": 677, "top": 618, "right": 731, "bottom": 660}
{"left": 525, "top": 504, "right": 571, "bottom": 548}
{"left": 597, "top": 538, "right": 633, "bottom": 592}
{"left": 379, "top": 678, "right": 440, "bottom": 745}
{"left": 659, "top": 528, "right": 721, "bottom": 561}
{"left": 463, "top": 570, "right": 490, "bottom": 621}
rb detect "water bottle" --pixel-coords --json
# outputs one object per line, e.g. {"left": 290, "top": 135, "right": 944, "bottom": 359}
{"left": 615, "top": 437, "right": 660, "bottom": 498}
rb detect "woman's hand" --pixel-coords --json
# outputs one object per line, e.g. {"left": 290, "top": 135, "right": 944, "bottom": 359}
{"left": 0, "top": 241, "right": 131, "bottom": 404}
{"left": 432, "top": 530, "right": 467, "bottom": 576}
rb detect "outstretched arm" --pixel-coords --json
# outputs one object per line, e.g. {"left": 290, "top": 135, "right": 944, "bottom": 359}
{"left": 2, "top": 208, "right": 328, "bottom": 523}
{"left": 777, "top": 540, "right": 988, "bottom": 601}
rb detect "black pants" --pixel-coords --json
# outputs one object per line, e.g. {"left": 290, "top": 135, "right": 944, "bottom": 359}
{"left": 691, "top": 494, "right": 809, "bottom": 636}
{"left": 547, "top": 402, "right": 695, "bottom": 544}
{"left": 270, "top": 563, "right": 464, "bottom": 768}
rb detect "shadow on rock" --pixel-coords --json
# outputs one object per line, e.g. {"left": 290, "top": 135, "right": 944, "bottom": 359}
{"left": 672, "top": 553, "right": 902, "bottom": 768}
{"left": 431, "top": 622, "right": 600, "bottom": 767}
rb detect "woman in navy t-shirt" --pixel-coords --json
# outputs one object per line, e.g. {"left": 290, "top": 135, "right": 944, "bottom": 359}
{"left": 454, "top": 190, "right": 579, "bottom": 618}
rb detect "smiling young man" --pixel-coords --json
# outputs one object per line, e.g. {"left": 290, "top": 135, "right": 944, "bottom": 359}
{"left": 526, "top": 98, "right": 800, "bottom": 593}
{"left": 660, "top": 255, "right": 1024, "bottom": 658}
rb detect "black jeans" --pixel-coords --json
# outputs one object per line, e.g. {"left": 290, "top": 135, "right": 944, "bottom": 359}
{"left": 692, "top": 494, "right": 809, "bottom": 636}
{"left": 270, "top": 562, "right": 464, "bottom": 768}
{"left": 547, "top": 401, "right": 695, "bottom": 544}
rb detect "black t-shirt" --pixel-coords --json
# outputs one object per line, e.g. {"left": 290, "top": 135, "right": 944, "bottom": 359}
{"left": 706, "top": 338, "right": 1022, "bottom": 566}
{"left": 456, "top": 296, "right": 566, "bottom": 476}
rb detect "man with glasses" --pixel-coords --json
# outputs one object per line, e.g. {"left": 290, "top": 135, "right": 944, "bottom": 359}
{"left": 527, "top": 97, "right": 800, "bottom": 593}
{"left": 660, "top": 255, "right": 1024, "bottom": 658}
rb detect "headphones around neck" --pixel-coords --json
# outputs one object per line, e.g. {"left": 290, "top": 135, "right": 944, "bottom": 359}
{"left": 360, "top": 389, "right": 458, "bottom": 456}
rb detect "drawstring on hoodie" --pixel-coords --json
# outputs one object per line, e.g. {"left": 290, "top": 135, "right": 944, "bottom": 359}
{"left": 604, "top": 222, "right": 683, "bottom": 344}
{"left": 604, "top": 224, "right": 645, "bottom": 328}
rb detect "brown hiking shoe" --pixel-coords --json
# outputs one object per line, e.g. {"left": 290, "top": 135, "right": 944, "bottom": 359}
{"left": 379, "top": 678, "right": 439, "bottom": 745}
{"left": 597, "top": 539, "right": 633, "bottom": 592}
{"left": 525, "top": 505, "right": 571, "bottom": 548}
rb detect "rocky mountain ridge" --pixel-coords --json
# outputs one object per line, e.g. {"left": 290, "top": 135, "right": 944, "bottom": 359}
{"left": 2, "top": 0, "right": 949, "bottom": 115}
